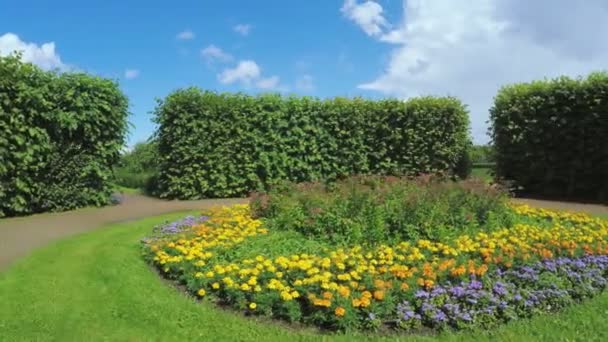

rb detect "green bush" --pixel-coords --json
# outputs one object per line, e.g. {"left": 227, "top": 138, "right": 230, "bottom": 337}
{"left": 490, "top": 72, "right": 608, "bottom": 201}
{"left": 153, "top": 89, "right": 470, "bottom": 199}
{"left": 470, "top": 145, "right": 495, "bottom": 164}
{"left": 0, "top": 54, "right": 128, "bottom": 217}
{"left": 114, "top": 141, "right": 159, "bottom": 191}
{"left": 250, "top": 176, "right": 514, "bottom": 245}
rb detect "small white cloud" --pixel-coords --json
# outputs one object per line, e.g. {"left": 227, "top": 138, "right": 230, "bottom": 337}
{"left": 176, "top": 30, "right": 195, "bottom": 40}
{"left": 233, "top": 24, "right": 252, "bottom": 36}
{"left": 218, "top": 60, "right": 261, "bottom": 85}
{"left": 341, "top": 0, "right": 388, "bottom": 37}
{"left": 295, "top": 74, "right": 315, "bottom": 91}
{"left": 201, "top": 44, "right": 234, "bottom": 63}
{"left": 256, "top": 75, "right": 280, "bottom": 89}
{"left": 218, "top": 60, "right": 284, "bottom": 90}
{"left": 124, "top": 69, "right": 140, "bottom": 80}
{"left": 0, "top": 32, "right": 65, "bottom": 70}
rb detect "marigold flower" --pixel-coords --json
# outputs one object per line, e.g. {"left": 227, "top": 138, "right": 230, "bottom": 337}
{"left": 335, "top": 306, "right": 346, "bottom": 317}
{"left": 373, "top": 290, "right": 385, "bottom": 300}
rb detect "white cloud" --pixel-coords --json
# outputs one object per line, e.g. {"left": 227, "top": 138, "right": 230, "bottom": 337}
{"left": 350, "top": 0, "right": 608, "bottom": 143}
{"left": 295, "top": 74, "right": 315, "bottom": 91}
{"left": 124, "top": 69, "right": 140, "bottom": 80}
{"left": 0, "top": 33, "right": 65, "bottom": 70}
{"left": 218, "top": 60, "right": 284, "bottom": 90}
{"left": 176, "top": 30, "right": 195, "bottom": 40}
{"left": 201, "top": 44, "right": 234, "bottom": 63}
{"left": 218, "top": 60, "right": 261, "bottom": 85}
{"left": 233, "top": 24, "right": 252, "bottom": 36}
{"left": 341, "top": 0, "right": 388, "bottom": 37}
{"left": 256, "top": 76, "right": 280, "bottom": 89}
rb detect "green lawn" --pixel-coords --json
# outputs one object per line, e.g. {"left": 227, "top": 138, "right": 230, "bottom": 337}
{"left": 1, "top": 213, "right": 608, "bottom": 341}
{"left": 471, "top": 166, "right": 492, "bottom": 183}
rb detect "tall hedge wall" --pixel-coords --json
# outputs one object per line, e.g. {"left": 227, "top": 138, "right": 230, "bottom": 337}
{"left": 0, "top": 55, "right": 129, "bottom": 217}
{"left": 490, "top": 72, "right": 608, "bottom": 201}
{"left": 153, "top": 88, "right": 470, "bottom": 199}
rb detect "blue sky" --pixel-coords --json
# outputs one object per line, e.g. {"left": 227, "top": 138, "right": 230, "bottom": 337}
{"left": 2, "top": 0, "right": 608, "bottom": 147}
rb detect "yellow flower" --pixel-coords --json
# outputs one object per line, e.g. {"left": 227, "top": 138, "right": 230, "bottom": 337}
{"left": 212, "top": 282, "right": 220, "bottom": 289}
{"left": 335, "top": 306, "right": 346, "bottom": 317}
{"left": 197, "top": 288, "right": 206, "bottom": 297}
{"left": 249, "top": 302, "right": 257, "bottom": 310}
{"left": 373, "top": 290, "right": 385, "bottom": 301}
{"left": 280, "top": 291, "right": 293, "bottom": 301}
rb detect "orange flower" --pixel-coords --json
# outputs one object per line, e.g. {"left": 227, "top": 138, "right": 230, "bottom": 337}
{"left": 352, "top": 298, "right": 362, "bottom": 308}
{"left": 374, "top": 279, "right": 385, "bottom": 289}
{"left": 373, "top": 290, "right": 385, "bottom": 301}
{"left": 360, "top": 297, "right": 371, "bottom": 307}
{"left": 475, "top": 264, "right": 488, "bottom": 276}
{"left": 400, "top": 282, "right": 409, "bottom": 291}
{"left": 438, "top": 259, "right": 455, "bottom": 271}
{"left": 422, "top": 262, "right": 436, "bottom": 279}
{"left": 361, "top": 290, "right": 372, "bottom": 299}
{"left": 322, "top": 291, "right": 333, "bottom": 300}
{"left": 450, "top": 265, "right": 466, "bottom": 277}
{"left": 338, "top": 286, "right": 351, "bottom": 298}
{"left": 335, "top": 306, "right": 346, "bottom": 317}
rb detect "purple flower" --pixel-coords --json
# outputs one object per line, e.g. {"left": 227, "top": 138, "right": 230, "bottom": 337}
{"left": 434, "top": 311, "right": 447, "bottom": 322}
{"left": 468, "top": 280, "right": 483, "bottom": 291}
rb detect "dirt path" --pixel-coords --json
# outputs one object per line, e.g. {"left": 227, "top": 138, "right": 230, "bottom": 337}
{"left": 1, "top": 194, "right": 606, "bottom": 271}
{"left": 0, "top": 194, "right": 247, "bottom": 270}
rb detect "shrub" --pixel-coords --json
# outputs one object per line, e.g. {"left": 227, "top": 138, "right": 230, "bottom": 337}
{"left": 115, "top": 141, "right": 159, "bottom": 191}
{"left": 490, "top": 72, "right": 608, "bottom": 201}
{"left": 0, "top": 54, "right": 128, "bottom": 217}
{"left": 153, "top": 89, "right": 471, "bottom": 199}
{"left": 470, "top": 145, "right": 495, "bottom": 164}
{"left": 251, "top": 176, "right": 514, "bottom": 245}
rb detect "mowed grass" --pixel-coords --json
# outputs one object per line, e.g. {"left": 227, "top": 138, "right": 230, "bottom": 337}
{"left": 471, "top": 166, "right": 493, "bottom": 183}
{"left": 2, "top": 213, "right": 608, "bottom": 341}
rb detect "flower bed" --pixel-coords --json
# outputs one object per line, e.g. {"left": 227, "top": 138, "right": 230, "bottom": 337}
{"left": 143, "top": 203, "right": 608, "bottom": 332}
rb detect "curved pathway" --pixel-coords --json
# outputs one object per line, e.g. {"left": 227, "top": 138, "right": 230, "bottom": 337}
{"left": 1, "top": 194, "right": 606, "bottom": 270}
{"left": 0, "top": 194, "right": 247, "bottom": 269}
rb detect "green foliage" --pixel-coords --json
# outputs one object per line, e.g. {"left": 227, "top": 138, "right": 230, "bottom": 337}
{"left": 470, "top": 145, "right": 495, "bottom": 164}
{"left": 0, "top": 54, "right": 128, "bottom": 217}
{"left": 251, "top": 176, "right": 514, "bottom": 245}
{"left": 153, "top": 89, "right": 471, "bottom": 199}
{"left": 114, "top": 141, "right": 159, "bottom": 191}
{"left": 453, "top": 145, "right": 473, "bottom": 179}
{"left": 490, "top": 72, "right": 608, "bottom": 201}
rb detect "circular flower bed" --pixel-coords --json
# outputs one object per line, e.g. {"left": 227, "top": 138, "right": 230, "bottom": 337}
{"left": 143, "top": 203, "right": 608, "bottom": 332}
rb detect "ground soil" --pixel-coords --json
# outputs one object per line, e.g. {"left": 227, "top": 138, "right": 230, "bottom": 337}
{"left": 1, "top": 194, "right": 606, "bottom": 270}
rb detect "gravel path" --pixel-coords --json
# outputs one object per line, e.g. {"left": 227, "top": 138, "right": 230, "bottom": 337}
{"left": 0, "top": 194, "right": 606, "bottom": 270}
{"left": 0, "top": 194, "right": 247, "bottom": 270}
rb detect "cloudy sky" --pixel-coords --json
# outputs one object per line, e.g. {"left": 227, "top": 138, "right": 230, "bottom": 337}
{"left": 2, "top": 0, "right": 607, "bottom": 146}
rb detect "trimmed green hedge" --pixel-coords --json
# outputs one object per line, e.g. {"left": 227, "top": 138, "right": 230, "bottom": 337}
{"left": 0, "top": 55, "right": 129, "bottom": 217}
{"left": 153, "top": 89, "right": 470, "bottom": 199}
{"left": 490, "top": 72, "right": 608, "bottom": 201}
